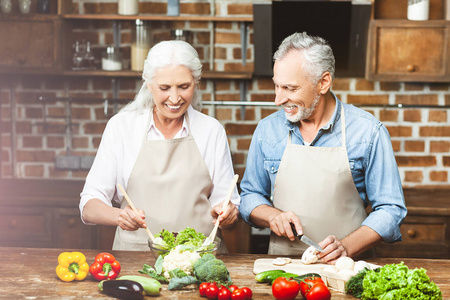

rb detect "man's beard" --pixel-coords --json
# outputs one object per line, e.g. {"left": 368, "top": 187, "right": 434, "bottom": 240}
{"left": 285, "top": 94, "right": 321, "bottom": 123}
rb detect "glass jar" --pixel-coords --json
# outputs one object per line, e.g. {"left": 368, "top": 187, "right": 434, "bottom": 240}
{"left": 0, "top": 0, "right": 12, "bottom": 14}
{"left": 102, "top": 47, "right": 122, "bottom": 71}
{"left": 118, "top": 0, "right": 138, "bottom": 15}
{"left": 131, "top": 19, "right": 151, "bottom": 72}
{"left": 171, "top": 29, "right": 193, "bottom": 44}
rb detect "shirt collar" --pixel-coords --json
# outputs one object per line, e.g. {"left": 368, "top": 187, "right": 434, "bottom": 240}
{"left": 148, "top": 106, "right": 191, "bottom": 134}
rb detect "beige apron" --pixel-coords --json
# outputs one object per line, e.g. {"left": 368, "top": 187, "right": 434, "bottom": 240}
{"left": 112, "top": 110, "right": 215, "bottom": 251}
{"left": 268, "top": 103, "right": 367, "bottom": 255}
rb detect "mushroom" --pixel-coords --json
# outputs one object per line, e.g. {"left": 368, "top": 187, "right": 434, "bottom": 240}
{"left": 301, "top": 246, "right": 319, "bottom": 264}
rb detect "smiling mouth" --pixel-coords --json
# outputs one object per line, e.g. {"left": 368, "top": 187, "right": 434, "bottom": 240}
{"left": 165, "top": 103, "right": 183, "bottom": 110}
{"left": 283, "top": 105, "right": 298, "bottom": 113}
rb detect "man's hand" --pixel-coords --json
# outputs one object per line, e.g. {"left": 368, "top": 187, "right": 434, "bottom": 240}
{"left": 117, "top": 205, "right": 147, "bottom": 231}
{"left": 317, "top": 235, "right": 348, "bottom": 264}
{"left": 268, "top": 210, "right": 303, "bottom": 241}
{"left": 210, "top": 201, "right": 239, "bottom": 230}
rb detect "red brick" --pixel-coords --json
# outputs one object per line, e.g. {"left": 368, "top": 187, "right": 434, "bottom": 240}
{"left": 233, "top": 48, "right": 252, "bottom": 60}
{"left": 48, "top": 106, "right": 66, "bottom": 118}
{"left": 23, "top": 136, "right": 43, "bottom": 148}
{"left": 386, "top": 126, "right": 412, "bottom": 137}
{"left": 214, "top": 47, "right": 227, "bottom": 60}
{"left": 257, "top": 78, "right": 275, "bottom": 90}
{"left": 84, "top": 3, "right": 116, "bottom": 14}
{"left": 391, "top": 140, "right": 401, "bottom": 152}
{"left": 216, "top": 22, "right": 232, "bottom": 30}
{"left": 25, "top": 107, "right": 43, "bottom": 119}
{"left": 72, "top": 107, "right": 92, "bottom": 120}
{"left": 24, "top": 165, "right": 45, "bottom": 177}
{"left": 236, "top": 108, "right": 255, "bottom": 121}
{"left": 404, "top": 83, "right": 425, "bottom": 91}
{"left": 16, "top": 150, "right": 55, "bottom": 163}
{"left": 403, "top": 110, "right": 422, "bottom": 122}
{"left": 140, "top": 2, "right": 166, "bottom": 14}
{"left": 395, "top": 94, "right": 438, "bottom": 106}
{"left": 225, "top": 123, "right": 257, "bottom": 135}
{"left": 83, "top": 123, "right": 107, "bottom": 135}
{"left": 21, "top": 76, "right": 42, "bottom": 89}
{"left": 379, "top": 82, "right": 401, "bottom": 91}
{"left": 430, "top": 171, "right": 448, "bottom": 182}
{"left": 93, "top": 137, "right": 102, "bottom": 148}
{"left": 420, "top": 126, "right": 450, "bottom": 137}
{"left": 180, "top": 2, "right": 210, "bottom": 15}
{"left": 430, "top": 141, "right": 450, "bottom": 152}
{"left": 215, "top": 93, "right": 241, "bottom": 101}
{"left": 215, "top": 81, "right": 231, "bottom": 91}
{"left": 222, "top": 62, "right": 254, "bottom": 72}
{"left": 395, "top": 156, "right": 436, "bottom": 167}
{"left": 48, "top": 166, "right": 69, "bottom": 178}
{"left": 45, "top": 77, "right": 65, "bottom": 90}
{"left": 379, "top": 110, "right": 399, "bottom": 122}
{"left": 347, "top": 95, "right": 389, "bottom": 105}
{"left": 197, "top": 32, "right": 211, "bottom": 44}
{"left": 404, "top": 141, "right": 425, "bottom": 152}
{"left": 404, "top": 171, "right": 423, "bottom": 182}
{"left": 47, "top": 136, "right": 65, "bottom": 148}
{"left": 355, "top": 79, "right": 375, "bottom": 91}
{"left": 16, "top": 121, "right": 32, "bottom": 134}
{"left": 190, "top": 21, "right": 209, "bottom": 29}
{"left": 250, "top": 94, "right": 275, "bottom": 102}
{"left": 215, "top": 32, "right": 241, "bottom": 44}
{"left": 331, "top": 78, "right": 350, "bottom": 91}
{"left": 72, "top": 170, "right": 90, "bottom": 179}
{"left": 446, "top": 94, "right": 450, "bottom": 106}
{"left": 261, "top": 108, "right": 279, "bottom": 119}
{"left": 227, "top": 3, "right": 253, "bottom": 15}
{"left": 429, "top": 83, "right": 450, "bottom": 91}
{"left": 443, "top": 156, "right": 450, "bottom": 167}
{"left": 232, "top": 152, "right": 245, "bottom": 165}
{"left": 72, "top": 137, "right": 89, "bottom": 149}
{"left": 39, "top": 121, "right": 66, "bottom": 134}
{"left": 68, "top": 78, "right": 90, "bottom": 91}
{"left": 215, "top": 108, "right": 232, "bottom": 120}
{"left": 237, "top": 138, "right": 251, "bottom": 150}
{"left": 428, "top": 110, "right": 447, "bottom": 122}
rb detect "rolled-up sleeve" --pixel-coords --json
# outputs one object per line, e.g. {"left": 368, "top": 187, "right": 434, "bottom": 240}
{"left": 363, "top": 124, "right": 407, "bottom": 242}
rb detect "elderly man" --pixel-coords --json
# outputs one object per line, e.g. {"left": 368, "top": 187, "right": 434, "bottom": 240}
{"left": 239, "top": 32, "right": 406, "bottom": 263}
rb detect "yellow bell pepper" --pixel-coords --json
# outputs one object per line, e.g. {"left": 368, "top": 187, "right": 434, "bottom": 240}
{"left": 55, "top": 252, "right": 89, "bottom": 282}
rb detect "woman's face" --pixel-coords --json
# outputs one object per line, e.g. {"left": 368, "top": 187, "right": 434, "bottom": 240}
{"left": 147, "top": 64, "right": 195, "bottom": 122}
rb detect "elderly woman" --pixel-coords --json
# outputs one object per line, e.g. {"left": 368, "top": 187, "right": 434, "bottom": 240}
{"left": 79, "top": 40, "right": 240, "bottom": 251}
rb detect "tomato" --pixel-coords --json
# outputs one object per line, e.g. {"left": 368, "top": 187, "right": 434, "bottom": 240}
{"left": 272, "top": 277, "right": 300, "bottom": 300}
{"left": 206, "top": 283, "right": 219, "bottom": 299}
{"left": 218, "top": 287, "right": 232, "bottom": 300}
{"left": 231, "top": 288, "right": 246, "bottom": 300}
{"left": 300, "top": 276, "right": 324, "bottom": 297}
{"left": 228, "top": 285, "right": 239, "bottom": 293}
{"left": 199, "top": 282, "right": 210, "bottom": 297}
{"left": 305, "top": 282, "right": 331, "bottom": 300}
{"left": 241, "top": 287, "right": 253, "bottom": 299}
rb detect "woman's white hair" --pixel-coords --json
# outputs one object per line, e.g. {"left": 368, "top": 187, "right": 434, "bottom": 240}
{"left": 273, "top": 32, "right": 335, "bottom": 84}
{"left": 121, "top": 40, "right": 202, "bottom": 112}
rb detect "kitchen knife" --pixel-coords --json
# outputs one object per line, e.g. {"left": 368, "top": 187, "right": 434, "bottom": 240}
{"left": 290, "top": 223, "right": 324, "bottom": 252}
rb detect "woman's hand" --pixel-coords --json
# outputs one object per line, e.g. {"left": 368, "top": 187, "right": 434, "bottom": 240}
{"left": 316, "top": 235, "right": 348, "bottom": 264}
{"left": 210, "top": 201, "right": 239, "bottom": 230}
{"left": 117, "top": 205, "right": 147, "bottom": 231}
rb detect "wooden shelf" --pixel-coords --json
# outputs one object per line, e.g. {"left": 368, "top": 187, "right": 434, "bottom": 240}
{"left": 62, "top": 14, "right": 253, "bottom": 22}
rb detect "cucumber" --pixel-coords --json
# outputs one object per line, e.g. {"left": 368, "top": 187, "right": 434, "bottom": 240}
{"left": 118, "top": 275, "right": 162, "bottom": 296}
{"left": 255, "top": 269, "right": 286, "bottom": 283}
{"left": 268, "top": 272, "right": 300, "bottom": 283}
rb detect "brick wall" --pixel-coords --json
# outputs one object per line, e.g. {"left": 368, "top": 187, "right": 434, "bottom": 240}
{"left": 1, "top": 0, "right": 450, "bottom": 187}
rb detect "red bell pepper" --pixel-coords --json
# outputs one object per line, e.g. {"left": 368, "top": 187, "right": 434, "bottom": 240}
{"left": 89, "top": 252, "right": 121, "bottom": 281}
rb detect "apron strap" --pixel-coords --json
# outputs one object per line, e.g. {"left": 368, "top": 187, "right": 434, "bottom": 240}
{"left": 340, "top": 102, "right": 346, "bottom": 147}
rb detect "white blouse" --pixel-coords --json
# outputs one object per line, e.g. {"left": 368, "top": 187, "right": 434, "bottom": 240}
{"left": 79, "top": 105, "right": 240, "bottom": 224}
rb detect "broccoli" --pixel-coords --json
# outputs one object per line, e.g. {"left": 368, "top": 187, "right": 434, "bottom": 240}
{"left": 193, "top": 253, "right": 232, "bottom": 286}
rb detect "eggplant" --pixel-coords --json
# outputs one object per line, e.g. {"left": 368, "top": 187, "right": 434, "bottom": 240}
{"left": 99, "top": 279, "right": 145, "bottom": 300}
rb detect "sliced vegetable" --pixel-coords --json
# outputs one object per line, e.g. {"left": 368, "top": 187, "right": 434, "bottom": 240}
{"left": 55, "top": 252, "right": 89, "bottom": 282}
{"left": 117, "top": 275, "right": 162, "bottom": 296}
{"left": 99, "top": 279, "right": 145, "bottom": 300}
{"left": 89, "top": 252, "right": 121, "bottom": 281}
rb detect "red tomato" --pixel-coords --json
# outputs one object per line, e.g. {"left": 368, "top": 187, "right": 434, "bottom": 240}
{"left": 299, "top": 277, "right": 324, "bottom": 297}
{"left": 241, "top": 287, "right": 253, "bottom": 299}
{"left": 206, "top": 284, "right": 219, "bottom": 299}
{"left": 231, "top": 288, "right": 246, "bottom": 300}
{"left": 305, "top": 282, "right": 331, "bottom": 300}
{"left": 228, "top": 285, "right": 239, "bottom": 293}
{"left": 218, "top": 287, "right": 232, "bottom": 300}
{"left": 199, "top": 282, "right": 210, "bottom": 297}
{"left": 272, "top": 277, "right": 300, "bottom": 300}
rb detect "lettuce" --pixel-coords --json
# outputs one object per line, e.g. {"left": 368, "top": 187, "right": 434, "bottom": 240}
{"left": 156, "top": 227, "right": 206, "bottom": 252}
{"left": 361, "top": 262, "right": 442, "bottom": 300}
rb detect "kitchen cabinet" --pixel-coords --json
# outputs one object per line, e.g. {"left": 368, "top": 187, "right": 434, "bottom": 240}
{"left": 0, "top": 15, "right": 61, "bottom": 72}
{"left": 365, "top": 0, "right": 450, "bottom": 82}
{"left": 374, "top": 188, "right": 450, "bottom": 259}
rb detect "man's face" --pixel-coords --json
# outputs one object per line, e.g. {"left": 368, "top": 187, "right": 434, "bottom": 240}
{"left": 273, "top": 50, "right": 321, "bottom": 122}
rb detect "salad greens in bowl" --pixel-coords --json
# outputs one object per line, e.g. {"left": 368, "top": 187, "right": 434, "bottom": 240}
{"left": 148, "top": 227, "right": 220, "bottom": 259}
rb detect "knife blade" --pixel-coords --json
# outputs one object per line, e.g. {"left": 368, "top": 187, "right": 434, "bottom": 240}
{"left": 290, "top": 223, "right": 324, "bottom": 252}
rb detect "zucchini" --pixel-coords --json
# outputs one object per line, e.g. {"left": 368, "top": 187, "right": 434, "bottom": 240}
{"left": 255, "top": 269, "right": 286, "bottom": 283}
{"left": 118, "top": 275, "right": 162, "bottom": 296}
{"left": 99, "top": 279, "right": 145, "bottom": 300}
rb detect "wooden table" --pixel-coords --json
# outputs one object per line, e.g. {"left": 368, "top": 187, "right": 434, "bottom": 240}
{"left": 1, "top": 247, "right": 449, "bottom": 299}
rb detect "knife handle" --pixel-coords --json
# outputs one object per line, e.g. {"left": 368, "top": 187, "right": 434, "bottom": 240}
{"left": 290, "top": 222, "right": 301, "bottom": 238}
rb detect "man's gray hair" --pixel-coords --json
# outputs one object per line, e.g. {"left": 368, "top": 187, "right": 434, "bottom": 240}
{"left": 273, "top": 32, "right": 335, "bottom": 84}
{"left": 122, "top": 40, "right": 202, "bottom": 112}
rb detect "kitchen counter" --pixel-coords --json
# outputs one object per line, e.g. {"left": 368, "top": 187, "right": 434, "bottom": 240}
{"left": 1, "top": 247, "right": 449, "bottom": 299}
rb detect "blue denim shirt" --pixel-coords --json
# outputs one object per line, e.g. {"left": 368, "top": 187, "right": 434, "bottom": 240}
{"left": 239, "top": 96, "right": 407, "bottom": 243}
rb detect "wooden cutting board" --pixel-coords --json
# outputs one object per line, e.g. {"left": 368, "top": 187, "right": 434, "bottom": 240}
{"left": 253, "top": 258, "right": 328, "bottom": 275}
